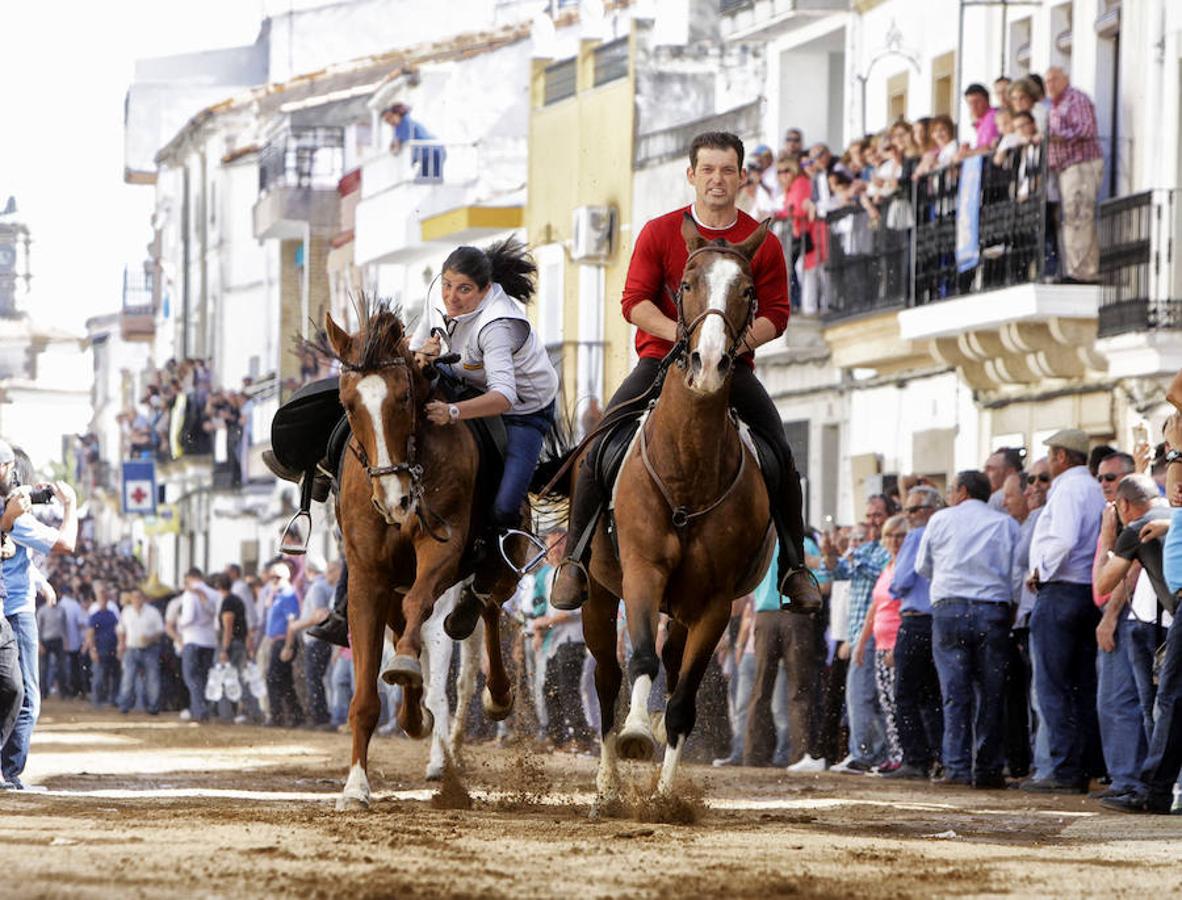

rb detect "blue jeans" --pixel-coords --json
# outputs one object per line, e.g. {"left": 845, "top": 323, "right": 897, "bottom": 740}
{"left": 931, "top": 600, "right": 1010, "bottom": 780}
{"left": 181, "top": 644, "right": 215, "bottom": 721}
{"left": 493, "top": 401, "right": 555, "bottom": 526}
{"left": 91, "top": 651, "right": 120, "bottom": 706}
{"left": 0, "top": 616, "right": 23, "bottom": 752}
{"left": 1097, "top": 616, "right": 1148, "bottom": 793}
{"left": 894, "top": 614, "right": 943, "bottom": 770}
{"left": 1126, "top": 618, "right": 1164, "bottom": 739}
{"left": 1, "top": 612, "right": 38, "bottom": 781}
{"left": 331, "top": 654, "right": 354, "bottom": 727}
{"left": 1135, "top": 612, "right": 1182, "bottom": 805}
{"left": 118, "top": 646, "right": 161, "bottom": 714}
{"left": 1030, "top": 581, "right": 1101, "bottom": 785}
{"left": 846, "top": 633, "right": 886, "bottom": 765}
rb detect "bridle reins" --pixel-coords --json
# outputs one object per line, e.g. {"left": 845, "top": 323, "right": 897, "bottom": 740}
{"left": 342, "top": 355, "right": 450, "bottom": 542}
{"left": 670, "top": 243, "right": 759, "bottom": 370}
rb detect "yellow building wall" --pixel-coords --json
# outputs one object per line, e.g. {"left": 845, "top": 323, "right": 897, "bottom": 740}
{"left": 526, "top": 31, "right": 636, "bottom": 414}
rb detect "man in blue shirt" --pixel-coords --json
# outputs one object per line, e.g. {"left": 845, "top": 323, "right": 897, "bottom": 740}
{"left": 0, "top": 489, "right": 29, "bottom": 757}
{"left": 85, "top": 591, "right": 120, "bottom": 707}
{"left": 883, "top": 485, "right": 943, "bottom": 780}
{"left": 917, "top": 470, "right": 1019, "bottom": 789}
{"left": 265, "top": 563, "right": 305, "bottom": 728}
{"left": 0, "top": 440, "right": 78, "bottom": 789}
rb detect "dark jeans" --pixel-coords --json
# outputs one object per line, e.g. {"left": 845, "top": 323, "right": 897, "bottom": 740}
{"left": 0, "top": 617, "right": 23, "bottom": 751}
{"left": 1135, "top": 612, "right": 1182, "bottom": 805}
{"left": 931, "top": 600, "right": 1010, "bottom": 781}
{"left": 266, "top": 638, "right": 304, "bottom": 727}
{"left": 1126, "top": 618, "right": 1164, "bottom": 739}
{"left": 1003, "top": 628, "right": 1032, "bottom": 778}
{"left": 494, "top": 401, "right": 556, "bottom": 527}
{"left": 91, "top": 651, "right": 120, "bottom": 708}
{"left": 568, "top": 358, "right": 805, "bottom": 573}
{"left": 543, "top": 642, "right": 591, "bottom": 746}
{"left": 1030, "top": 581, "right": 1101, "bottom": 785}
{"left": 39, "top": 637, "right": 68, "bottom": 699}
{"left": 303, "top": 638, "right": 333, "bottom": 726}
{"left": 744, "top": 610, "right": 819, "bottom": 766}
{"left": 2, "top": 612, "right": 38, "bottom": 782}
{"left": 893, "top": 614, "right": 943, "bottom": 770}
{"left": 1097, "top": 616, "right": 1148, "bottom": 794}
{"left": 181, "top": 644, "right": 215, "bottom": 720}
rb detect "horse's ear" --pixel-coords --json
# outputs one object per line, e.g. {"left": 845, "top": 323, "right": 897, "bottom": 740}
{"left": 681, "top": 212, "right": 706, "bottom": 253}
{"left": 735, "top": 218, "right": 771, "bottom": 261}
{"left": 324, "top": 311, "right": 352, "bottom": 361}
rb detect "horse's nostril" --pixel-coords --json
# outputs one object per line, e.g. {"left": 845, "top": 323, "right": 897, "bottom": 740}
{"left": 690, "top": 351, "right": 702, "bottom": 374}
{"left": 397, "top": 495, "right": 411, "bottom": 511}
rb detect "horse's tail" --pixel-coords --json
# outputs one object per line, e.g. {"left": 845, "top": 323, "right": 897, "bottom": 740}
{"left": 531, "top": 448, "right": 575, "bottom": 499}
{"left": 529, "top": 406, "right": 576, "bottom": 530}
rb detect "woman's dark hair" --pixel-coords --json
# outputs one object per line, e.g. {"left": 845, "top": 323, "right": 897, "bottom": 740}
{"left": 441, "top": 237, "right": 537, "bottom": 304}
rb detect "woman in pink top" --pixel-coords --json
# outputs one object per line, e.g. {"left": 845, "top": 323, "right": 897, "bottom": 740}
{"left": 855, "top": 514, "right": 909, "bottom": 769}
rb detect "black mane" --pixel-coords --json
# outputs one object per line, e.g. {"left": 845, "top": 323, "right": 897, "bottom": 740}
{"left": 300, "top": 295, "right": 410, "bottom": 372}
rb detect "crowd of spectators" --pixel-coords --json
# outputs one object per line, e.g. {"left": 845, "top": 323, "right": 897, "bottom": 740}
{"left": 737, "top": 65, "right": 1104, "bottom": 315}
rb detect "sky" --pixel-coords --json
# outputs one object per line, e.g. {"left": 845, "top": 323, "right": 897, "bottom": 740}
{"left": 0, "top": 1, "right": 268, "bottom": 336}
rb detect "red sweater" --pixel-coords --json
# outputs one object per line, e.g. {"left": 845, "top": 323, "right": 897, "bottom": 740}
{"left": 620, "top": 205, "right": 790, "bottom": 366}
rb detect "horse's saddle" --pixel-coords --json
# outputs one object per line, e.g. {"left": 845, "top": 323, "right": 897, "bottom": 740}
{"left": 270, "top": 375, "right": 507, "bottom": 500}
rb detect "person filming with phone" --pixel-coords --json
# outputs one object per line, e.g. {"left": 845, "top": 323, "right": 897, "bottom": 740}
{"left": 0, "top": 438, "right": 78, "bottom": 790}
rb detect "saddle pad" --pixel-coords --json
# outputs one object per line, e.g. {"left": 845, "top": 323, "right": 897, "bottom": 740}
{"left": 271, "top": 377, "right": 344, "bottom": 472}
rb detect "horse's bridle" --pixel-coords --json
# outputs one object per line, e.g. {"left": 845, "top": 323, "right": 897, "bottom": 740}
{"left": 342, "top": 355, "right": 450, "bottom": 542}
{"left": 671, "top": 243, "right": 759, "bottom": 369}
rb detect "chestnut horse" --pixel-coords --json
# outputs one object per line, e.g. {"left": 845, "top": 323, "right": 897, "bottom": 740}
{"left": 582, "top": 217, "right": 776, "bottom": 807}
{"left": 322, "top": 305, "right": 525, "bottom": 810}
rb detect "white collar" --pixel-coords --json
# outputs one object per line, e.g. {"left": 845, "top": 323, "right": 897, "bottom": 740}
{"left": 690, "top": 203, "right": 738, "bottom": 232}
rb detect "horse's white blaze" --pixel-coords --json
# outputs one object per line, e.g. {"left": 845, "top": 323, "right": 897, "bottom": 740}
{"left": 597, "top": 732, "right": 620, "bottom": 800}
{"left": 657, "top": 736, "right": 685, "bottom": 795}
{"left": 694, "top": 257, "right": 741, "bottom": 393}
{"left": 341, "top": 761, "right": 371, "bottom": 806}
{"left": 356, "top": 374, "right": 409, "bottom": 522}
{"left": 624, "top": 674, "right": 653, "bottom": 732}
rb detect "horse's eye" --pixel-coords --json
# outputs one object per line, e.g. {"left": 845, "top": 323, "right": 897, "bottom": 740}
{"left": 681, "top": 281, "right": 691, "bottom": 292}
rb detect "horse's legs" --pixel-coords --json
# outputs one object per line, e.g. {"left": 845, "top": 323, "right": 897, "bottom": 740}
{"left": 423, "top": 587, "right": 458, "bottom": 781}
{"left": 583, "top": 580, "right": 623, "bottom": 808}
{"left": 450, "top": 621, "right": 483, "bottom": 751}
{"left": 385, "top": 546, "right": 456, "bottom": 687}
{"left": 661, "top": 620, "right": 688, "bottom": 700}
{"left": 479, "top": 602, "right": 514, "bottom": 720}
{"left": 658, "top": 601, "right": 731, "bottom": 795}
{"left": 617, "top": 570, "right": 666, "bottom": 761}
{"left": 339, "top": 571, "right": 388, "bottom": 811}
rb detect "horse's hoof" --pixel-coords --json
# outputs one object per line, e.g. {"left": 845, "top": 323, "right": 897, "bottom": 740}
{"left": 335, "top": 794, "right": 370, "bottom": 812}
{"left": 443, "top": 592, "right": 483, "bottom": 641}
{"left": 617, "top": 725, "right": 656, "bottom": 762}
{"left": 590, "top": 796, "right": 624, "bottom": 820}
{"left": 482, "top": 685, "right": 515, "bottom": 721}
{"left": 425, "top": 764, "right": 444, "bottom": 782}
{"left": 417, "top": 705, "right": 435, "bottom": 739}
{"left": 381, "top": 654, "right": 423, "bottom": 689}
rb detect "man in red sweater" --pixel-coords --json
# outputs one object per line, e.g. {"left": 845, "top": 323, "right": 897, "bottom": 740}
{"left": 551, "top": 131, "right": 820, "bottom": 613}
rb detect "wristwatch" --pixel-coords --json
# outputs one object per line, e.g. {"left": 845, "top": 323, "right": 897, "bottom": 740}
{"left": 1166, "top": 449, "right": 1182, "bottom": 465}
{"left": 447, "top": 404, "right": 460, "bottom": 424}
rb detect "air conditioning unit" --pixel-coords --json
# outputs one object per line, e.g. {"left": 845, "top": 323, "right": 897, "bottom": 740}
{"left": 571, "top": 205, "right": 616, "bottom": 262}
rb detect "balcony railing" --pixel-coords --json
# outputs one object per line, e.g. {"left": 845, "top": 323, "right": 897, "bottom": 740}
{"left": 122, "top": 267, "right": 155, "bottom": 315}
{"left": 720, "top": 0, "right": 751, "bottom": 11}
{"left": 822, "top": 143, "right": 1053, "bottom": 323}
{"left": 1098, "top": 189, "right": 1182, "bottom": 337}
{"left": 258, "top": 127, "right": 345, "bottom": 193}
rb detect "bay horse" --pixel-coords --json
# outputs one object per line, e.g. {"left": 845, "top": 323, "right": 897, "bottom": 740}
{"left": 582, "top": 216, "right": 776, "bottom": 806}
{"left": 322, "top": 305, "right": 525, "bottom": 810}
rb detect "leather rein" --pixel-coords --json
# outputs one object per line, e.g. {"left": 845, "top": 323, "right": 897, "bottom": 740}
{"left": 342, "top": 355, "right": 451, "bottom": 542}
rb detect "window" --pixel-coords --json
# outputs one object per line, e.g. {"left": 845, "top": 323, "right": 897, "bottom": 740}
{"left": 593, "top": 38, "right": 629, "bottom": 87}
{"left": 887, "top": 71, "right": 909, "bottom": 122}
{"left": 931, "top": 51, "right": 955, "bottom": 117}
{"left": 543, "top": 57, "right": 577, "bottom": 105}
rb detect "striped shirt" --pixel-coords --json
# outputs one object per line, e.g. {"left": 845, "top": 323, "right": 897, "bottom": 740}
{"left": 835, "top": 540, "right": 890, "bottom": 643}
{"left": 1048, "top": 86, "right": 1102, "bottom": 172}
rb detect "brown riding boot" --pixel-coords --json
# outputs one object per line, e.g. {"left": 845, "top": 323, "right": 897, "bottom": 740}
{"left": 549, "top": 559, "right": 590, "bottom": 611}
{"left": 779, "top": 567, "right": 823, "bottom": 613}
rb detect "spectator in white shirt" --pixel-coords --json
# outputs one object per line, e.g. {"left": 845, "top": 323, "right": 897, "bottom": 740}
{"left": 1024, "top": 429, "right": 1106, "bottom": 793}
{"left": 177, "top": 568, "right": 220, "bottom": 722}
{"left": 116, "top": 589, "right": 164, "bottom": 715}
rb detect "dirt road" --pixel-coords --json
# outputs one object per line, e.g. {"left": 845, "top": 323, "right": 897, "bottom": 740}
{"left": 1, "top": 701, "right": 1179, "bottom": 898}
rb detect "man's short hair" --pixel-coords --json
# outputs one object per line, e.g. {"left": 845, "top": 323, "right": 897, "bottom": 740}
{"left": 226, "top": 563, "right": 242, "bottom": 578}
{"left": 209, "top": 573, "right": 232, "bottom": 592}
{"left": 964, "top": 82, "right": 990, "bottom": 100}
{"left": 1101, "top": 451, "right": 1136, "bottom": 473}
{"left": 994, "top": 447, "right": 1024, "bottom": 472}
{"left": 1088, "top": 445, "right": 1117, "bottom": 476}
{"left": 689, "top": 131, "right": 744, "bottom": 170}
{"left": 1013, "top": 111, "right": 1035, "bottom": 126}
{"left": 908, "top": 485, "right": 945, "bottom": 510}
{"left": 994, "top": 75, "right": 1010, "bottom": 84}
{"left": 868, "top": 493, "right": 900, "bottom": 515}
{"left": 956, "top": 470, "right": 992, "bottom": 503}
{"left": 184, "top": 567, "right": 204, "bottom": 581}
{"left": 1115, "top": 474, "right": 1159, "bottom": 506}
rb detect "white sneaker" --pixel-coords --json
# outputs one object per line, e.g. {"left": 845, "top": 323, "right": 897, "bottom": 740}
{"left": 233, "top": 714, "right": 248, "bottom": 725}
{"left": 178, "top": 709, "right": 192, "bottom": 722}
{"left": 786, "top": 753, "right": 827, "bottom": 774}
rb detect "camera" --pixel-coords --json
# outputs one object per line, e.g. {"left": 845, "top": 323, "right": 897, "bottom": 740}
{"left": 28, "top": 488, "right": 54, "bottom": 505}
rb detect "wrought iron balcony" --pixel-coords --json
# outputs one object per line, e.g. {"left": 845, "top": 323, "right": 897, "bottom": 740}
{"left": 1098, "top": 189, "right": 1182, "bottom": 337}
{"left": 254, "top": 127, "right": 344, "bottom": 239}
{"left": 821, "top": 206, "right": 909, "bottom": 323}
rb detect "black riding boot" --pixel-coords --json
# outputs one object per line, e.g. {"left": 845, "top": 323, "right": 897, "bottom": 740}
{"left": 307, "top": 560, "right": 350, "bottom": 647}
{"left": 549, "top": 460, "right": 604, "bottom": 611}
{"left": 771, "top": 467, "right": 821, "bottom": 614}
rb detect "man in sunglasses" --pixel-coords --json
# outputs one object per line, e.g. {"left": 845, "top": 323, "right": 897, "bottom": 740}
{"left": 1023, "top": 459, "right": 1051, "bottom": 510}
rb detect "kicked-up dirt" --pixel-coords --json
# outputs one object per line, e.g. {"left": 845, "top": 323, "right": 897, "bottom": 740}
{"left": 1, "top": 701, "right": 1180, "bottom": 898}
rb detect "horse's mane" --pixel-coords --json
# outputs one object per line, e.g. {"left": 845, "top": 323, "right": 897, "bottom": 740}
{"left": 299, "top": 294, "right": 411, "bottom": 372}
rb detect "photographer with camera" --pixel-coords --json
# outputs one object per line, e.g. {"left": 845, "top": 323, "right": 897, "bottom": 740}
{"left": 0, "top": 439, "right": 77, "bottom": 790}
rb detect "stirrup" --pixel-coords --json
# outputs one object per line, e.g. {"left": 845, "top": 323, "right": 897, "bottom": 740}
{"left": 498, "top": 528, "right": 548, "bottom": 578}
{"left": 279, "top": 509, "right": 312, "bottom": 555}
